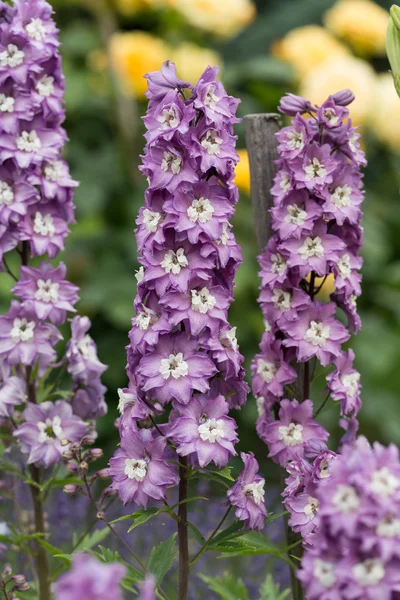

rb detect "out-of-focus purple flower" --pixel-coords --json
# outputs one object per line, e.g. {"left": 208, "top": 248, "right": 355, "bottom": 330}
{"left": 168, "top": 394, "right": 238, "bottom": 467}
{"left": 65, "top": 316, "right": 107, "bottom": 384}
{"left": 12, "top": 262, "right": 79, "bottom": 324}
{"left": 14, "top": 400, "right": 88, "bottom": 468}
{"left": 138, "top": 574, "right": 156, "bottom": 600}
{"left": 0, "top": 364, "right": 26, "bottom": 416}
{"left": 71, "top": 379, "right": 107, "bottom": 420}
{"left": 55, "top": 553, "right": 126, "bottom": 600}
{"left": 298, "top": 437, "right": 400, "bottom": 599}
{"left": 228, "top": 452, "right": 267, "bottom": 530}
{"left": 109, "top": 427, "right": 178, "bottom": 507}
{"left": 264, "top": 399, "right": 329, "bottom": 467}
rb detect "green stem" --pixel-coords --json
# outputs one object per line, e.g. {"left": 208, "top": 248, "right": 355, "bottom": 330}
{"left": 190, "top": 505, "right": 232, "bottom": 567}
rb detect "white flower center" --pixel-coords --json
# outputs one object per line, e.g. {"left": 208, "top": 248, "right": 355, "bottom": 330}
{"left": 220, "top": 327, "right": 238, "bottom": 351}
{"left": 349, "top": 134, "right": 358, "bottom": 153}
{"left": 271, "top": 288, "right": 291, "bottom": 312}
{"left": 159, "top": 352, "right": 188, "bottom": 380}
{"left": 280, "top": 173, "right": 291, "bottom": 192}
{"left": 337, "top": 253, "right": 351, "bottom": 279}
{"left": 44, "top": 160, "right": 63, "bottom": 182}
{"left": 341, "top": 372, "right": 360, "bottom": 397}
{"left": 299, "top": 236, "right": 324, "bottom": 260}
{"left": 135, "top": 266, "right": 144, "bottom": 283}
{"left": 35, "top": 279, "right": 59, "bottom": 303}
{"left": 77, "top": 334, "right": 96, "bottom": 360}
{"left": 37, "top": 416, "right": 64, "bottom": 443}
{"left": 198, "top": 418, "right": 225, "bottom": 443}
{"left": 161, "top": 248, "right": 188, "bottom": 274}
{"left": 17, "top": 130, "right": 41, "bottom": 152}
{"left": 124, "top": 458, "right": 147, "bottom": 481}
{"left": 278, "top": 423, "right": 304, "bottom": 447}
{"left": 353, "top": 559, "right": 385, "bottom": 587}
{"left": 284, "top": 204, "right": 307, "bottom": 226}
{"left": 304, "top": 496, "right": 319, "bottom": 520}
{"left": 136, "top": 307, "right": 155, "bottom": 331}
{"left": 256, "top": 397, "right": 264, "bottom": 416}
{"left": 377, "top": 514, "right": 400, "bottom": 538}
{"left": 161, "top": 151, "right": 182, "bottom": 174}
{"left": 331, "top": 184, "right": 352, "bottom": 208}
{"left": 350, "top": 294, "right": 357, "bottom": 308}
{"left": 314, "top": 560, "right": 336, "bottom": 589}
{"left": 0, "top": 93, "right": 14, "bottom": 112}
{"left": 332, "top": 485, "right": 359, "bottom": 513}
{"left": 157, "top": 106, "right": 179, "bottom": 129}
{"left": 143, "top": 209, "right": 162, "bottom": 232}
{"left": 319, "top": 459, "right": 331, "bottom": 479}
{"left": 257, "top": 358, "right": 277, "bottom": 383}
{"left": 244, "top": 480, "right": 265, "bottom": 505}
{"left": 204, "top": 85, "right": 219, "bottom": 110}
{"left": 10, "top": 318, "right": 35, "bottom": 342}
{"left": 304, "top": 158, "right": 326, "bottom": 180}
{"left": 370, "top": 467, "right": 400, "bottom": 498}
{"left": 264, "top": 319, "right": 272, "bottom": 333}
{"left": 304, "top": 320, "right": 330, "bottom": 347}
{"left": 0, "top": 181, "right": 13, "bottom": 205}
{"left": 219, "top": 222, "right": 229, "bottom": 245}
{"left": 33, "top": 212, "right": 55, "bottom": 237}
{"left": 324, "top": 108, "right": 339, "bottom": 126}
{"left": 191, "top": 288, "right": 216, "bottom": 314}
{"left": 26, "top": 18, "right": 46, "bottom": 41}
{"left": 187, "top": 197, "right": 214, "bottom": 223}
{"left": 0, "top": 44, "right": 24, "bottom": 68}
{"left": 271, "top": 253, "right": 287, "bottom": 275}
{"left": 37, "top": 75, "right": 54, "bottom": 97}
{"left": 201, "top": 129, "right": 223, "bottom": 155}
{"left": 287, "top": 130, "right": 304, "bottom": 151}
{"left": 117, "top": 388, "right": 134, "bottom": 414}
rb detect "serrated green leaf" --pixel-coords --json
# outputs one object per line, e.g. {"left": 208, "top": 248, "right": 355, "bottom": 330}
{"left": 127, "top": 508, "right": 160, "bottom": 533}
{"left": 215, "top": 532, "right": 296, "bottom": 568}
{"left": 111, "top": 507, "right": 159, "bottom": 526}
{"left": 199, "top": 572, "right": 249, "bottom": 600}
{"left": 259, "top": 574, "right": 291, "bottom": 600}
{"left": 148, "top": 533, "right": 177, "bottom": 584}
{"left": 73, "top": 527, "right": 109, "bottom": 552}
{"left": 38, "top": 539, "right": 65, "bottom": 558}
{"left": 209, "top": 521, "right": 244, "bottom": 547}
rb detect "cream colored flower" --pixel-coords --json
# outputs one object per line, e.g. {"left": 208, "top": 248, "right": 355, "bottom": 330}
{"left": 300, "top": 56, "right": 377, "bottom": 126}
{"left": 324, "top": 0, "right": 389, "bottom": 56}
{"left": 272, "top": 25, "right": 350, "bottom": 80}
{"left": 108, "top": 31, "right": 170, "bottom": 96}
{"left": 174, "top": 0, "right": 256, "bottom": 38}
{"left": 171, "top": 43, "right": 222, "bottom": 84}
{"left": 368, "top": 73, "right": 400, "bottom": 150}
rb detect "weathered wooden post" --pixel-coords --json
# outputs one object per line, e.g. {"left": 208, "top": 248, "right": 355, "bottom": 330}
{"left": 244, "top": 113, "right": 305, "bottom": 600}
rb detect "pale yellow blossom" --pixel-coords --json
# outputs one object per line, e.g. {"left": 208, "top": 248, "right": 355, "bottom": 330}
{"left": 171, "top": 43, "right": 222, "bottom": 84}
{"left": 368, "top": 73, "right": 400, "bottom": 150}
{"left": 300, "top": 56, "right": 377, "bottom": 126}
{"left": 114, "top": 0, "right": 177, "bottom": 15}
{"left": 272, "top": 25, "right": 350, "bottom": 80}
{"left": 174, "top": 0, "right": 256, "bottom": 39}
{"left": 324, "top": 0, "right": 389, "bottom": 56}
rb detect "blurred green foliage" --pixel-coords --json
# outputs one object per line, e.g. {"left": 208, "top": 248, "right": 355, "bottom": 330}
{"left": 1, "top": 0, "right": 399, "bottom": 468}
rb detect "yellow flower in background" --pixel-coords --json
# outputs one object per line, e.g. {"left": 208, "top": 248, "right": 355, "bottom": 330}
{"left": 369, "top": 74, "right": 400, "bottom": 150}
{"left": 108, "top": 31, "right": 170, "bottom": 96}
{"left": 115, "top": 0, "right": 176, "bottom": 16}
{"left": 300, "top": 56, "right": 377, "bottom": 126}
{"left": 324, "top": 0, "right": 389, "bottom": 56}
{"left": 171, "top": 43, "right": 222, "bottom": 84}
{"left": 306, "top": 273, "right": 336, "bottom": 301}
{"left": 174, "top": 0, "right": 256, "bottom": 39}
{"left": 235, "top": 150, "right": 251, "bottom": 195}
{"left": 272, "top": 25, "right": 350, "bottom": 80}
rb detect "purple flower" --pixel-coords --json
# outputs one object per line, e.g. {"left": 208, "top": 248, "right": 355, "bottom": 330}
{"left": 292, "top": 143, "right": 338, "bottom": 191}
{"left": 65, "top": 316, "right": 107, "bottom": 384}
{"left": 0, "top": 299, "right": 61, "bottom": 366}
{"left": 0, "top": 366, "right": 26, "bottom": 417}
{"left": 0, "top": 163, "right": 38, "bottom": 224}
{"left": 276, "top": 115, "right": 311, "bottom": 160}
{"left": 136, "top": 332, "right": 218, "bottom": 405}
{"left": 55, "top": 553, "right": 126, "bottom": 600}
{"left": 143, "top": 90, "right": 194, "bottom": 144}
{"left": 138, "top": 575, "right": 156, "bottom": 600}
{"left": 278, "top": 93, "right": 314, "bottom": 116}
{"left": 264, "top": 399, "right": 329, "bottom": 467}
{"left": 251, "top": 337, "right": 297, "bottom": 398}
{"left": 228, "top": 452, "right": 268, "bottom": 530}
{"left": 281, "top": 302, "right": 349, "bottom": 366}
{"left": 71, "top": 379, "right": 107, "bottom": 420}
{"left": 19, "top": 202, "right": 70, "bottom": 258}
{"left": 326, "top": 349, "right": 361, "bottom": 415}
{"left": 144, "top": 60, "right": 192, "bottom": 107}
{"left": 110, "top": 427, "right": 178, "bottom": 507}
{"left": 12, "top": 262, "right": 79, "bottom": 324}
{"left": 193, "top": 66, "right": 240, "bottom": 128}
{"left": 168, "top": 393, "right": 237, "bottom": 467}
{"left": 270, "top": 189, "right": 322, "bottom": 240}
{"left": 14, "top": 400, "right": 88, "bottom": 467}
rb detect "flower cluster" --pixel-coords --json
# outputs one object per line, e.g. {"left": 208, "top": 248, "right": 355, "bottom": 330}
{"left": 0, "top": 0, "right": 107, "bottom": 466}
{"left": 110, "top": 61, "right": 251, "bottom": 511}
{"left": 252, "top": 91, "right": 365, "bottom": 540}
{"left": 299, "top": 437, "right": 400, "bottom": 599}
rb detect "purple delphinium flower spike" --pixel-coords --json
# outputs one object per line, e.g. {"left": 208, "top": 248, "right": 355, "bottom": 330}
{"left": 252, "top": 90, "right": 365, "bottom": 549}
{"left": 111, "top": 61, "right": 248, "bottom": 509}
{"left": 55, "top": 553, "right": 126, "bottom": 600}
{"left": 228, "top": 452, "right": 268, "bottom": 530}
{"left": 298, "top": 437, "right": 400, "bottom": 599}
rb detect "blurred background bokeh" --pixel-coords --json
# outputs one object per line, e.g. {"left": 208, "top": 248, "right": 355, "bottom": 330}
{"left": 3, "top": 0, "right": 400, "bottom": 463}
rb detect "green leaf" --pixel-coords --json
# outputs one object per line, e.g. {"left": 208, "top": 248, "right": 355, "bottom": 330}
{"left": 111, "top": 507, "right": 159, "bottom": 526}
{"left": 209, "top": 521, "right": 244, "bottom": 547}
{"left": 127, "top": 508, "right": 160, "bottom": 533}
{"left": 259, "top": 574, "right": 291, "bottom": 600}
{"left": 199, "top": 572, "right": 249, "bottom": 600}
{"left": 148, "top": 534, "right": 177, "bottom": 584}
{"left": 38, "top": 539, "right": 65, "bottom": 559}
{"left": 72, "top": 527, "right": 110, "bottom": 552}
{"left": 187, "top": 522, "right": 206, "bottom": 545}
{"left": 215, "top": 532, "right": 296, "bottom": 568}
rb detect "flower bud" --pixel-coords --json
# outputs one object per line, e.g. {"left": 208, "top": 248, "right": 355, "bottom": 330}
{"left": 79, "top": 461, "right": 88, "bottom": 473}
{"left": 63, "top": 484, "right": 78, "bottom": 495}
{"left": 82, "top": 435, "right": 96, "bottom": 446}
{"left": 96, "top": 511, "right": 105, "bottom": 520}
{"left": 330, "top": 89, "right": 355, "bottom": 107}
{"left": 62, "top": 450, "right": 73, "bottom": 460}
{"left": 278, "top": 93, "right": 314, "bottom": 116}
{"left": 60, "top": 438, "right": 69, "bottom": 447}
{"left": 90, "top": 448, "right": 103, "bottom": 460}
{"left": 67, "top": 462, "right": 78, "bottom": 473}
{"left": 387, "top": 10, "right": 400, "bottom": 97}
{"left": 11, "top": 575, "right": 26, "bottom": 585}
{"left": 2, "top": 564, "right": 12, "bottom": 577}
{"left": 16, "top": 582, "right": 30, "bottom": 592}
{"left": 97, "top": 468, "right": 111, "bottom": 480}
